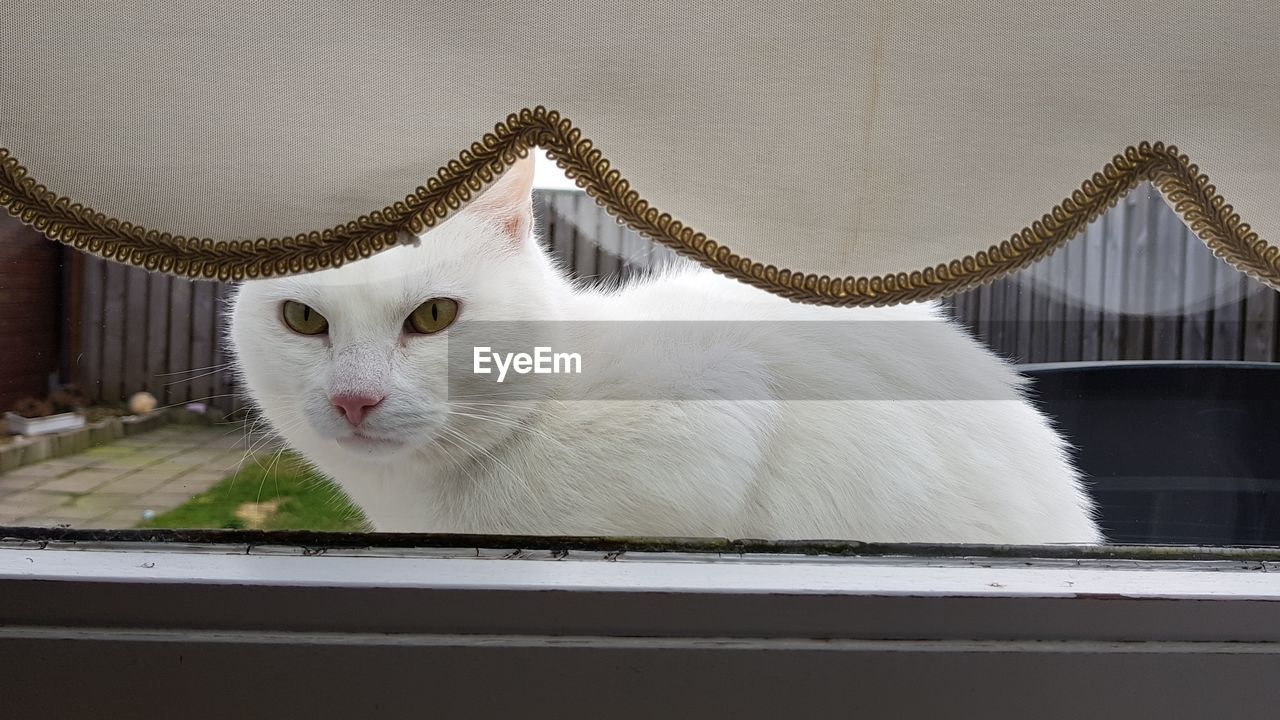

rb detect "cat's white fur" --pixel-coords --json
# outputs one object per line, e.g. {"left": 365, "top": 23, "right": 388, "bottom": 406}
{"left": 229, "top": 158, "right": 1101, "bottom": 543}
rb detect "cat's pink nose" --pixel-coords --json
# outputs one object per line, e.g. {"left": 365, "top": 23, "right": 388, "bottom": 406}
{"left": 330, "top": 393, "right": 384, "bottom": 427}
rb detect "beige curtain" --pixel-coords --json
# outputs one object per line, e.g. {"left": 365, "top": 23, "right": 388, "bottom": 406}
{"left": 2, "top": 1, "right": 1277, "bottom": 304}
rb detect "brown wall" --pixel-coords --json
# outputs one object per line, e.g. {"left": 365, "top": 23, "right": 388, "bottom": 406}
{"left": 0, "top": 213, "right": 62, "bottom": 411}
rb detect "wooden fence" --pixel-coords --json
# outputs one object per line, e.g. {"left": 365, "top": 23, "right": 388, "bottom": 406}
{"left": 946, "top": 186, "right": 1280, "bottom": 363}
{"left": 72, "top": 253, "right": 239, "bottom": 412}
{"left": 67, "top": 186, "right": 1280, "bottom": 412}
{"left": 535, "top": 190, "right": 681, "bottom": 284}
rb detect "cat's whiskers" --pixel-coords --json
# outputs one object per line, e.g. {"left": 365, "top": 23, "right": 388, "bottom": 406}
{"left": 240, "top": 427, "right": 288, "bottom": 474}
{"left": 232, "top": 410, "right": 304, "bottom": 487}
{"left": 447, "top": 407, "right": 559, "bottom": 445}
{"left": 430, "top": 437, "right": 471, "bottom": 481}
{"left": 238, "top": 407, "right": 279, "bottom": 450}
{"left": 245, "top": 413, "right": 299, "bottom": 457}
{"left": 446, "top": 390, "right": 550, "bottom": 403}
{"left": 449, "top": 399, "right": 570, "bottom": 422}
{"left": 437, "top": 424, "right": 524, "bottom": 486}
{"left": 161, "top": 365, "right": 233, "bottom": 386}
{"left": 148, "top": 393, "right": 242, "bottom": 414}
{"left": 256, "top": 443, "right": 291, "bottom": 507}
{"left": 233, "top": 410, "right": 304, "bottom": 493}
{"left": 154, "top": 361, "right": 232, "bottom": 376}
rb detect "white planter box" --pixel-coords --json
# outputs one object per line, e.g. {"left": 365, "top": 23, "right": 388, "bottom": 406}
{"left": 4, "top": 411, "right": 86, "bottom": 436}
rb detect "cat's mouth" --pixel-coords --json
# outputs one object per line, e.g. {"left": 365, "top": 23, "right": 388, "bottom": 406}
{"left": 336, "top": 431, "right": 406, "bottom": 453}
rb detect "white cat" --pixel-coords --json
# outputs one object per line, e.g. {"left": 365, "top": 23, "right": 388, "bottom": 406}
{"left": 229, "top": 157, "right": 1101, "bottom": 543}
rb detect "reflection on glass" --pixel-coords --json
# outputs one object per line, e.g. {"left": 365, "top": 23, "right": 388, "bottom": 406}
{"left": 0, "top": 176, "right": 1276, "bottom": 546}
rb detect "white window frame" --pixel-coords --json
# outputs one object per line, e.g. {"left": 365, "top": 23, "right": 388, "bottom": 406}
{"left": 2, "top": 535, "right": 1280, "bottom": 716}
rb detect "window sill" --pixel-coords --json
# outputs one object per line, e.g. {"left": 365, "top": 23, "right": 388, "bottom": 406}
{"left": 3, "top": 534, "right": 1280, "bottom": 716}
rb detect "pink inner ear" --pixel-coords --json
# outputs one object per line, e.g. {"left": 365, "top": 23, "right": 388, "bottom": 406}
{"left": 470, "top": 155, "right": 536, "bottom": 242}
{"left": 502, "top": 211, "right": 530, "bottom": 240}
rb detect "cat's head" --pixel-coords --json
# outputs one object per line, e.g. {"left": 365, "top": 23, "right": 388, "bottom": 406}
{"left": 229, "top": 156, "right": 561, "bottom": 462}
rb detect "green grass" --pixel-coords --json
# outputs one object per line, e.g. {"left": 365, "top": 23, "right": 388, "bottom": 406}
{"left": 139, "top": 451, "right": 370, "bottom": 532}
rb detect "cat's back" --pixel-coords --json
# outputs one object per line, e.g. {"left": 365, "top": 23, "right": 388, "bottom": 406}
{"left": 566, "top": 268, "right": 1100, "bottom": 544}
{"left": 597, "top": 267, "right": 1021, "bottom": 402}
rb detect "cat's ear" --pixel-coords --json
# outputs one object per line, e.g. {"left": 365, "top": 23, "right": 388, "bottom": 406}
{"left": 466, "top": 155, "right": 536, "bottom": 242}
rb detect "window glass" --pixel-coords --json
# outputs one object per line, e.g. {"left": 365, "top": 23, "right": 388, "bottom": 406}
{"left": 3, "top": 160, "right": 1274, "bottom": 549}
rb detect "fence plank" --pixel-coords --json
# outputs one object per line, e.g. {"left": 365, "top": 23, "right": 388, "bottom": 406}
{"left": 1099, "top": 197, "right": 1128, "bottom": 360}
{"left": 1179, "top": 226, "right": 1215, "bottom": 360}
{"left": 586, "top": 196, "right": 624, "bottom": 282}
{"left": 62, "top": 248, "right": 83, "bottom": 386}
{"left": 1061, "top": 226, "right": 1087, "bottom": 362}
{"left": 1243, "top": 285, "right": 1279, "bottom": 362}
{"left": 99, "top": 260, "right": 128, "bottom": 403}
{"left": 532, "top": 191, "right": 552, "bottom": 252}
{"left": 1210, "top": 257, "right": 1246, "bottom": 361}
{"left": 1003, "top": 276, "right": 1023, "bottom": 358}
{"left": 950, "top": 291, "right": 968, "bottom": 332}
{"left": 219, "top": 283, "right": 250, "bottom": 415}
{"left": 973, "top": 281, "right": 994, "bottom": 349}
{"left": 1148, "top": 196, "right": 1185, "bottom": 359}
{"left": 550, "top": 193, "right": 577, "bottom": 275}
{"left": 122, "top": 267, "right": 149, "bottom": 397}
{"left": 78, "top": 255, "right": 105, "bottom": 396}
{"left": 540, "top": 192, "right": 559, "bottom": 261}
{"left": 145, "top": 272, "right": 171, "bottom": 399}
{"left": 956, "top": 296, "right": 971, "bottom": 325}
{"left": 983, "top": 278, "right": 1003, "bottom": 356}
{"left": 166, "top": 279, "right": 193, "bottom": 405}
{"left": 966, "top": 276, "right": 983, "bottom": 328}
{"left": 619, "top": 216, "right": 650, "bottom": 277}
{"left": 1018, "top": 263, "right": 1039, "bottom": 361}
{"left": 1014, "top": 268, "right": 1035, "bottom": 363}
{"left": 212, "top": 283, "right": 229, "bottom": 412}
{"left": 189, "top": 281, "right": 217, "bottom": 405}
{"left": 1120, "top": 191, "right": 1152, "bottom": 360}
{"left": 965, "top": 282, "right": 982, "bottom": 336}
{"left": 1079, "top": 217, "right": 1106, "bottom": 361}
{"left": 1042, "top": 247, "right": 1066, "bottom": 362}
{"left": 986, "top": 278, "right": 1007, "bottom": 356}
{"left": 572, "top": 193, "right": 598, "bottom": 281}
{"left": 1025, "top": 261, "right": 1045, "bottom": 363}
{"left": 597, "top": 217, "right": 627, "bottom": 283}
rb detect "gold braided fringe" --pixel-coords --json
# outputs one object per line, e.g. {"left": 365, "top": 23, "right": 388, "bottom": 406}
{"left": 2, "top": 106, "right": 1278, "bottom": 305}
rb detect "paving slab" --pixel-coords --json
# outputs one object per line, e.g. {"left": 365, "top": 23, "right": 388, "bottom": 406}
{"left": 0, "top": 424, "right": 263, "bottom": 529}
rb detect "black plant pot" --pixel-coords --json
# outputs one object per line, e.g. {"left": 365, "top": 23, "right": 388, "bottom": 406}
{"left": 1024, "top": 361, "right": 1280, "bottom": 546}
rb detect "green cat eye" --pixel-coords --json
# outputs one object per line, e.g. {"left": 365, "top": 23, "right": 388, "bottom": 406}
{"left": 407, "top": 298, "right": 459, "bottom": 334}
{"left": 282, "top": 301, "right": 329, "bottom": 335}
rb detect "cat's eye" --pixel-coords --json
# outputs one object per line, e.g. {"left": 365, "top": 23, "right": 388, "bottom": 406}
{"left": 406, "top": 298, "right": 459, "bottom": 334}
{"left": 281, "top": 301, "right": 329, "bottom": 335}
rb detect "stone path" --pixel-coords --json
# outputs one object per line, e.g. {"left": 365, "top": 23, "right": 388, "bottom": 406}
{"left": 0, "top": 424, "right": 258, "bottom": 528}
